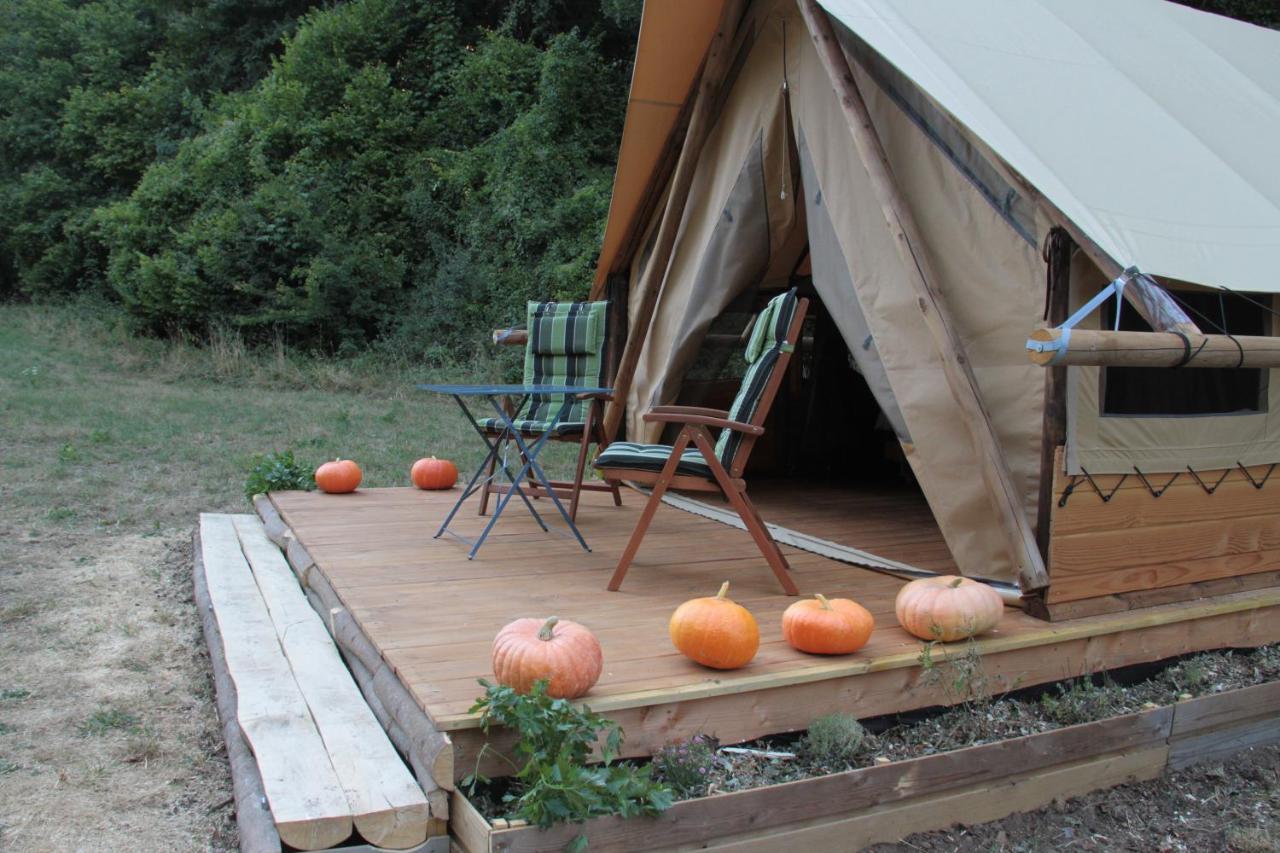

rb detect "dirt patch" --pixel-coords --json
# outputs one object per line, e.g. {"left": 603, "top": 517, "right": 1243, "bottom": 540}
{"left": 0, "top": 528, "right": 234, "bottom": 852}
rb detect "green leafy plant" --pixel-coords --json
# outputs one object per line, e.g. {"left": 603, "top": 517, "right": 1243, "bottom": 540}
{"left": 801, "top": 713, "right": 867, "bottom": 766}
{"left": 652, "top": 734, "right": 718, "bottom": 799}
{"left": 465, "top": 680, "right": 672, "bottom": 844}
{"left": 244, "top": 449, "right": 314, "bottom": 501}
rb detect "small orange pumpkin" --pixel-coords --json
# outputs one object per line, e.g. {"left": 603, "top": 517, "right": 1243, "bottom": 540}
{"left": 782, "top": 594, "right": 875, "bottom": 655}
{"left": 315, "top": 458, "right": 362, "bottom": 494}
{"left": 411, "top": 456, "right": 457, "bottom": 490}
{"left": 492, "top": 616, "right": 603, "bottom": 699}
{"left": 895, "top": 576, "right": 1003, "bottom": 642}
{"left": 669, "top": 581, "right": 759, "bottom": 670}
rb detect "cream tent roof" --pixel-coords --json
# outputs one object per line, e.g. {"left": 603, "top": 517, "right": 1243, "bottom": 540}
{"left": 596, "top": 0, "right": 1280, "bottom": 294}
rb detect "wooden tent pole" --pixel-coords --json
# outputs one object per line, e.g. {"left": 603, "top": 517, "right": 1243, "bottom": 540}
{"left": 1035, "top": 228, "right": 1073, "bottom": 564}
{"left": 1027, "top": 327, "right": 1280, "bottom": 368}
{"left": 797, "top": 0, "right": 1049, "bottom": 592}
{"left": 602, "top": 0, "right": 747, "bottom": 442}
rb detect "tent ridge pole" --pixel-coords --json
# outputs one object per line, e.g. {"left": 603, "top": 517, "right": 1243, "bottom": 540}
{"left": 797, "top": 0, "right": 1050, "bottom": 592}
{"left": 603, "top": 0, "right": 749, "bottom": 443}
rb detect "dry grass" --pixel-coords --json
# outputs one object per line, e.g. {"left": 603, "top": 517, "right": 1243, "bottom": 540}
{"left": 0, "top": 302, "right": 577, "bottom": 851}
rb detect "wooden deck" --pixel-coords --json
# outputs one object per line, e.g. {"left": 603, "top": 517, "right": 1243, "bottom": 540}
{"left": 269, "top": 485, "right": 1280, "bottom": 780}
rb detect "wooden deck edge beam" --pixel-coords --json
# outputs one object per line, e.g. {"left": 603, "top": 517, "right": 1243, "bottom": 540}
{"left": 192, "top": 528, "right": 284, "bottom": 853}
{"left": 797, "top": 0, "right": 1048, "bottom": 593}
{"left": 257, "top": 496, "right": 455, "bottom": 814}
{"left": 453, "top": 678, "right": 1280, "bottom": 851}
{"left": 1041, "top": 570, "right": 1280, "bottom": 620}
{"left": 1029, "top": 327, "right": 1280, "bottom": 368}
{"left": 231, "top": 517, "right": 432, "bottom": 850}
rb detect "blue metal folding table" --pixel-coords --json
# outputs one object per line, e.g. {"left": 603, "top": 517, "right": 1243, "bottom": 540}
{"left": 416, "top": 383, "right": 611, "bottom": 559}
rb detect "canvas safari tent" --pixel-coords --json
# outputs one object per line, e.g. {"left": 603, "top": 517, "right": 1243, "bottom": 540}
{"left": 588, "top": 0, "right": 1280, "bottom": 617}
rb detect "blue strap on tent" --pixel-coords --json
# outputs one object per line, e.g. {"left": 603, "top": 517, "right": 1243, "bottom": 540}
{"left": 1026, "top": 266, "right": 1140, "bottom": 365}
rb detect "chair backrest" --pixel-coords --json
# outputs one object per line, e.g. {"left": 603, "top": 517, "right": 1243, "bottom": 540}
{"left": 521, "top": 300, "right": 609, "bottom": 426}
{"left": 714, "top": 289, "right": 808, "bottom": 478}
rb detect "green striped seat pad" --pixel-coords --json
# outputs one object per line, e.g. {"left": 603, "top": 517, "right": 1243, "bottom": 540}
{"left": 594, "top": 289, "right": 798, "bottom": 478}
{"left": 477, "top": 301, "right": 607, "bottom": 435}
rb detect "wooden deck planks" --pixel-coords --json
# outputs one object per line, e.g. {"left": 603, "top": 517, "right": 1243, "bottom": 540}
{"left": 268, "top": 485, "right": 1280, "bottom": 782}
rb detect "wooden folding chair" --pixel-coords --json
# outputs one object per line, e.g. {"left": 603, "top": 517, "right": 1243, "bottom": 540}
{"left": 595, "top": 289, "right": 809, "bottom": 594}
{"left": 478, "top": 301, "right": 622, "bottom": 522}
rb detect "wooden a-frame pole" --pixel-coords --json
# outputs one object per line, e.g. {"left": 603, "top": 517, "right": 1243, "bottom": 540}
{"left": 602, "top": 0, "right": 747, "bottom": 443}
{"left": 797, "top": 0, "right": 1050, "bottom": 592}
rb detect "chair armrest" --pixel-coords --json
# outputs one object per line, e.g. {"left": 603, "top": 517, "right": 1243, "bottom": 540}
{"left": 573, "top": 391, "right": 614, "bottom": 401}
{"left": 642, "top": 410, "right": 763, "bottom": 435}
{"left": 649, "top": 405, "right": 730, "bottom": 418}
{"left": 491, "top": 328, "right": 528, "bottom": 346}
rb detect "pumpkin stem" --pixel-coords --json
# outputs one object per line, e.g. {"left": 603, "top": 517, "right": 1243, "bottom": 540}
{"left": 815, "top": 593, "right": 832, "bottom": 610}
{"left": 949, "top": 577, "right": 965, "bottom": 589}
{"left": 716, "top": 581, "right": 730, "bottom": 600}
{"left": 538, "top": 616, "right": 559, "bottom": 641}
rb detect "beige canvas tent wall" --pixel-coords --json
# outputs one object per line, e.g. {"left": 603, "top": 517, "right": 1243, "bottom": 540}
{"left": 592, "top": 0, "right": 1280, "bottom": 615}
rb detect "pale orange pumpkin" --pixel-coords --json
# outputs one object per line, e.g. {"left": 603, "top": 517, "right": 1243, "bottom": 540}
{"left": 411, "top": 456, "right": 457, "bottom": 490}
{"left": 315, "top": 458, "right": 362, "bottom": 494}
{"left": 491, "top": 616, "right": 603, "bottom": 699}
{"left": 894, "top": 576, "right": 1003, "bottom": 642}
{"left": 669, "top": 581, "right": 759, "bottom": 670}
{"left": 782, "top": 594, "right": 875, "bottom": 655}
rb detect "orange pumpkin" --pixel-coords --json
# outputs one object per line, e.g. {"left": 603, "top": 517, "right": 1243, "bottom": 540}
{"left": 315, "top": 458, "right": 362, "bottom": 494}
{"left": 895, "top": 576, "right": 1003, "bottom": 642}
{"left": 492, "top": 616, "right": 603, "bottom": 699}
{"left": 669, "top": 581, "right": 759, "bottom": 670}
{"left": 411, "top": 456, "right": 457, "bottom": 490}
{"left": 782, "top": 594, "right": 875, "bottom": 655}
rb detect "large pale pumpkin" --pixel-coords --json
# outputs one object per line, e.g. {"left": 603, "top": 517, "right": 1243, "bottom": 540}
{"left": 492, "top": 616, "right": 603, "bottom": 699}
{"left": 782, "top": 594, "right": 874, "bottom": 655}
{"left": 315, "top": 458, "right": 362, "bottom": 493}
{"left": 669, "top": 581, "right": 759, "bottom": 670}
{"left": 894, "top": 576, "right": 1003, "bottom": 642}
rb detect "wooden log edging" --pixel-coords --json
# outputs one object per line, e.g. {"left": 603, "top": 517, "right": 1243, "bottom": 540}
{"left": 192, "top": 528, "right": 284, "bottom": 853}
{"left": 253, "top": 495, "right": 454, "bottom": 824}
{"left": 451, "top": 679, "right": 1280, "bottom": 852}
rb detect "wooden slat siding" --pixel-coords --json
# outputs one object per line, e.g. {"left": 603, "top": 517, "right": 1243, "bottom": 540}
{"left": 198, "top": 514, "right": 353, "bottom": 851}
{"left": 1045, "top": 570, "right": 1280, "bottom": 621}
{"left": 476, "top": 707, "right": 1172, "bottom": 852}
{"left": 267, "top": 488, "right": 1280, "bottom": 781}
{"left": 1047, "top": 551, "right": 1280, "bottom": 604}
{"left": 448, "top": 792, "right": 493, "bottom": 853}
{"left": 698, "top": 747, "right": 1170, "bottom": 852}
{"left": 1052, "top": 515, "right": 1280, "bottom": 574}
{"left": 232, "top": 517, "right": 432, "bottom": 850}
{"left": 1051, "top": 477, "right": 1280, "bottom": 537}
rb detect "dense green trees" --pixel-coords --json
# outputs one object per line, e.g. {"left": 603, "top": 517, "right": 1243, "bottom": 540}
{"left": 2, "top": 0, "right": 638, "bottom": 355}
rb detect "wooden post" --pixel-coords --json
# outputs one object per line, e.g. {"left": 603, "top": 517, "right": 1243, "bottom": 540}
{"left": 1027, "top": 327, "right": 1280, "bottom": 368}
{"left": 797, "top": 0, "right": 1049, "bottom": 592}
{"left": 1035, "top": 228, "right": 1072, "bottom": 564}
{"left": 602, "top": 0, "right": 748, "bottom": 442}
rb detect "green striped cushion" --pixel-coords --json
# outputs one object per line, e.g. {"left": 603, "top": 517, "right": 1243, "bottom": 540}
{"left": 594, "top": 442, "right": 712, "bottom": 477}
{"left": 474, "top": 417, "right": 586, "bottom": 436}
{"left": 713, "top": 289, "right": 798, "bottom": 469}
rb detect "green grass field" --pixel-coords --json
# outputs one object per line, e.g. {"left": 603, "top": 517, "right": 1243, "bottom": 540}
{"left": 0, "top": 302, "right": 579, "bottom": 850}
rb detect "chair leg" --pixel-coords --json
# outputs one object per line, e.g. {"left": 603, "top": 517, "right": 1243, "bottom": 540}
{"left": 607, "top": 429, "right": 694, "bottom": 592}
{"left": 568, "top": 415, "right": 595, "bottom": 525}
{"left": 477, "top": 436, "right": 500, "bottom": 517}
{"left": 592, "top": 412, "right": 623, "bottom": 507}
{"left": 688, "top": 427, "right": 799, "bottom": 596}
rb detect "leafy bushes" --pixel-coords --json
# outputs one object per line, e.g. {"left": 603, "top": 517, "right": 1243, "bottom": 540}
{"left": 2, "top": 0, "right": 636, "bottom": 360}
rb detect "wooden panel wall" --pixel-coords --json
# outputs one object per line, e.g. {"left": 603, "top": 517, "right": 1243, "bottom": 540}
{"left": 1047, "top": 448, "right": 1280, "bottom": 604}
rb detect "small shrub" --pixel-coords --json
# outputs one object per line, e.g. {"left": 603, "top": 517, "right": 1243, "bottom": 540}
{"left": 466, "top": 680, "right": 672, "bottom": 839}
{"left": 801, "top": 713, "right": 866, "bottom": 766}
{"left": 244, "top": 449, "right": 314, "bottom": 501}
{"left": 652, "top": 734, "right": 718, "bottom": 799}
{"left": 1040, "top": 675, "right": 1126, "bottom": 727}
